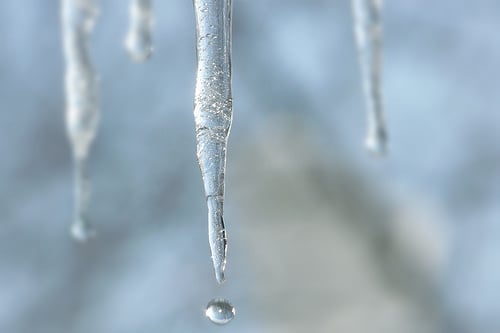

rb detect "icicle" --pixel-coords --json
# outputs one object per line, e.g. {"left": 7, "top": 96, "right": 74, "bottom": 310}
{"left": 193, "top": 0, "right": 233, "bottom": 284}
{"left": 352, "top": 0, "right": 388, "bottom": 155}
{"left": 125, "top": 0, "right": 153, "bottom": 62}
{"left": 61, "top": 0, "right": 100, "bottom": 241}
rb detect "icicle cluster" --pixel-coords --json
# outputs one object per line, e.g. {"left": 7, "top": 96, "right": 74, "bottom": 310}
{"left": 352, "top": 0, "right": 388, "bottom": 155}
{"left": 193, "top": 0, "right": 233, "bottom": 284}
{"left": 125, "top": 0, "right": 153, "bottom": 62}
{"left": 58, "top": 0, "right": 388, "bottom": 292}
{"left": 61, "top": 0, "right": 100, "bottom": 241}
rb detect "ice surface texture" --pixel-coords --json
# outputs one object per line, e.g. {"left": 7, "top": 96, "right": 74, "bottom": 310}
{"left": 193, "top": 0, "right": 233, "bottom": 284}
{"left": 61, "top": 0, "right": 100, "bottom": 241}
{"left": 352, "top": 0, "right": 388, "bottom": 155}
{"left": 125, "top": 0, "right": 153, "bottom": 62}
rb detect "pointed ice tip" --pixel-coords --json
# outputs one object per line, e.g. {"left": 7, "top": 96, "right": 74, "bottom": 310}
{"left": 127, "top": 47, "right": 153, "bottom": 63}
{"left": 125, "top": 38, "right": 153, "bottom": 63}
{"left": 207, "top": 199, "right": 228, "bottom": 284}
{"left": 365, "top": 133, "right": 388, "bottom": 157}
{"left": 70, "top": 220, "right": 96, "bottom": 243}
{"left": 211, "top": 233, "right": 227, "bottom": 284}
{"left": 215, "top": 268, "right": 226, "bottom": 284}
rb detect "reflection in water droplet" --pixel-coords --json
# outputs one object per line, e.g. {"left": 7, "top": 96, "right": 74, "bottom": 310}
{"left": 205, "top": 298, "right": 235, "bottom": 325}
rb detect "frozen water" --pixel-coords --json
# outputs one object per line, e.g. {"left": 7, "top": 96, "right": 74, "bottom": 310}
{"left": 61, "top": 0, "right": 100, "bottom": 239}
{"left": 193, "top": 0, "right": 233, "bottom": 284}
{"left": 70, "top": 157, "right": 95, "bottom": 242}
{"left": 125, "top": 0, "right": 153, "bottom": 62}
{"left": 351, "top": 0, "right": 387, "bottom": 155}
{"left": 2, "top": 1, "right": 500, "bottom": 332}
{"left": 70, "top": 217, "right": 96, "bottom": 242}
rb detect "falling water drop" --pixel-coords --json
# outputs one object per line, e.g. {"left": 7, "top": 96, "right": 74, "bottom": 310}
{"left": 351, "top": 0, "right": 388, "bottom": 155}
{"left": 205, "top": 298, "right": 235, "bottom": 325}
{"left": 125, "top": 0, "right": 153, "bottom": 62}
{"left": 61, "top": 0, "right": 100, "bottom": 241}
{"left": 193, "top": 0, "right": 233, "bottom": 284}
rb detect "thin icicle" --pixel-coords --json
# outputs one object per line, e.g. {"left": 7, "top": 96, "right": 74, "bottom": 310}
{"left": 352, "top": 0, "right": 387, "bottom": 155}
{"left": 193, "top": 0, "right": 233, "bottom": 284}
{"left": 125, "top": 0, "right": 153, "bottom": 62}
{"left": 61, "top": 0, "right": 100, "bottom": 241}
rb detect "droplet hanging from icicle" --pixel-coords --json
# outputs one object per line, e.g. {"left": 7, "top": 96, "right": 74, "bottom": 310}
{"left": 193, "top": 0, "right": 233, "bottom": 285}
{"left": 125, "top": 0, "right": 153, "bottom": 62}
{"left": 61, "top": 0, "right": 100, "bottom": 241}
{"left": 351, "top": 0, "right": 388, "bottom": 155}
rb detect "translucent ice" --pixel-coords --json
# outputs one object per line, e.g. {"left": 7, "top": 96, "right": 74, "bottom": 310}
{"left": 352, "top": 0, "right": 388, "bottom": 155}
{"left": 61, "top": 0, "right": 100, "bottom": 240}
{"left": 125, "top": 0, "right": 153, "bottom": 62}
{"left": 193, "top": 0, "right": 233, "bottom": 284}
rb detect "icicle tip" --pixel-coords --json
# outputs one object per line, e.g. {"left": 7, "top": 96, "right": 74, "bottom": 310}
{"left": 70, "top": 219, "right": 96, "bottom": 242}
{"left": 214, "top": 263, "right": 226, "bottom": 284}
{"left": 210, "top": 214, "right": 227, "bottom": 285}
{"left": 125, "top": 38, "right": 153, "bottom": 63}
{"left": 207, "top": 197, "right": 228, "bottom": 284}
{"left": 365, "top": 129, "right": 388, "bottom": 157}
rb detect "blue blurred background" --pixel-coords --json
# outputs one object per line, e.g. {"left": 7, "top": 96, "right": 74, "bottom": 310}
{"left": 1, "top": 1, "right": 499, "bottom": 332}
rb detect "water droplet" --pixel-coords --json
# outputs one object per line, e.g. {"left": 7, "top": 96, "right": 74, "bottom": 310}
{"left": 365, "top": 130, "right": 387, "bottom": 156}
{"left": 205, "top": 298, "right": 235, "bottom": 325}
{"left": 70, "top": 219, "right": 95, "bottom": 242}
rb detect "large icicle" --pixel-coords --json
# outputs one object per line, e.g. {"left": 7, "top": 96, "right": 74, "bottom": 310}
{"left": 125, "top": 0, "right": 153, "bottom": 62}
{"left": 193, "top": 0, "right": 233, "bottom": 284}
{"left": 352, "top": 0, "right": 387, "bottom": 155}
{"left": 61, "top": 0, "right": 100, "bottom": 241}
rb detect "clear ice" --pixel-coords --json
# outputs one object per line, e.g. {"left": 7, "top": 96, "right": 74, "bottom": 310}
{"left": 61, "top": 0, "right": 100, "bottom": 241}
{"left": 205, "top": 298, "right": 235, "bottom": 325}
{"left": 193, "top": 0, "right": 233, "bottom": 284}
{"left": 125, "top": 0, "right": 153, "bottom": 62}
{"left": 352, "top": 0, "right": 388, "bottom": 155}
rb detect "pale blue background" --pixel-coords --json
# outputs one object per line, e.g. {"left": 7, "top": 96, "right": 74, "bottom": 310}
{"left": 0, "top": 1, "right": 499, "bottom": 332}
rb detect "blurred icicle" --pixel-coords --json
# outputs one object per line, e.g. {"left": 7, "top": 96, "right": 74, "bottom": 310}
{"left": 61, "top": 0, "right": 100, "bottom": 241}
{"left": 352, "top": 0, "right": 388, "bottom": 155}
{"left": 193, "top": 0, "right": 233, "bottom": 284}
{"left": 125, "top": 0, "right": 153, "bottom": 62}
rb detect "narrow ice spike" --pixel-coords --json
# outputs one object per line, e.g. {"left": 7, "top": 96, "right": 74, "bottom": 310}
{"left": 125, "top": 0, "right": 153, "bottom": 62}
{"left": 351, "top": 0, "right": 388, "bottom": 155}
{"left": 61, "top": 0, "right": 100, "bottom": 241}
{"left": 70, "top": 157, "right": 95, "bottom": 242}
{"left": 193, "top": 0, "right": 233, "bottom": 284}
